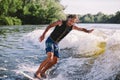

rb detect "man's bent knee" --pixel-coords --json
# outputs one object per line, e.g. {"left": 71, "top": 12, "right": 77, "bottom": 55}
{"left": 47, "top": 52, "right": 54, "bottom": 60}
{"left": 46, "top": 52, "right": 59, "bottom": 64}
{"left": 52, "top": 56, "right": 58, "bottom": 64}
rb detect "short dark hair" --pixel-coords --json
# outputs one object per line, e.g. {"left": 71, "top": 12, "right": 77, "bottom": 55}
{"left": 67, "top": 14, "right": 77, "bottom": 19}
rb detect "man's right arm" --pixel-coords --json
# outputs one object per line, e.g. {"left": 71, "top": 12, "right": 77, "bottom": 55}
{"left": 39, "top": 20, "right": 62, "bottom": 42}
{"left": 73, "top": 26, "right": 94, "bottom": 33}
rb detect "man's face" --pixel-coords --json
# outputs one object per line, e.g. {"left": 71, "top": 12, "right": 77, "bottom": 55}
{"left": 67, "top": 18, "right": 77, "bottom": 26}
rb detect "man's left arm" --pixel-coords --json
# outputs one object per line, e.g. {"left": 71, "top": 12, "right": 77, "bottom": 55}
{"left": 73, "top": 26, "right": 94, "bottom": 33}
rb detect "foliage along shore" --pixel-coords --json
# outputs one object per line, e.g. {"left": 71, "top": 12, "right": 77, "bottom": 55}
{"left": 0, "top": 0, "right": 120, "bottom": 25}
{"left": 0, "top": 0, "right": 65, "bottom": 25}
{"left": 78, "top": 12, "right": 120, "bottom": 23}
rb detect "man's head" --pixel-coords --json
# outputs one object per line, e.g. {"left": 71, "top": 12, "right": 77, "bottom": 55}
{"left": 67, "top": 15, "right": 78, "bottom": 26}
{"left": 67, "top": 15, "right": 77, "bottom": 19}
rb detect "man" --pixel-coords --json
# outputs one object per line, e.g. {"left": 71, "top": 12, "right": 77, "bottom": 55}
{"left": 35, "top": 15, "right": 94, "bottom": 79}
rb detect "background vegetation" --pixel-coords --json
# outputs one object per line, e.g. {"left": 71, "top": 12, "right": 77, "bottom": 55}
{"left": 0, "top": 0, "right": 66, "bottom": 25}
{"left": 78, "top": 11, "right": 120, "bottom": 23}
{"left": 0, "top": 0, "right": 120, "bottom": 25}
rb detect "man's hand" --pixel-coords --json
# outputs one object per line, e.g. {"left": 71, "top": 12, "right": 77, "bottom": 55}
{"left": 39, "top": 35, "right": 45, "bottom": 42}
{"left": 88, "top": 29, "right": 94, "bottom": 33}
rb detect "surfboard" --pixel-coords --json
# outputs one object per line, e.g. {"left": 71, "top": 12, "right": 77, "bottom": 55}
{"left": 20, "top": 71, "right": 43, "bottom": 80}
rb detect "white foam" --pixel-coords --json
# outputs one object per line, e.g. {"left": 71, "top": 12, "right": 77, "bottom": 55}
{"left": 50, "top": 29, "right": 120, "bottom": 80}
{"left": 17, "top": 63, "right": 39, "bottom": 73}
{"left": 20, "top": 28, "right": 120, "bottom": 80}
{"left": 48, "top": 74, "right": 67, "bottom": 80}
{"left": 22, "top": 29, "right": 106, "bottom": 55}
{"left": 85, "top": 30, "right": 120, "bottom": 80}
{"left": 0, "top": 67, "right": 7, "bottom": 71}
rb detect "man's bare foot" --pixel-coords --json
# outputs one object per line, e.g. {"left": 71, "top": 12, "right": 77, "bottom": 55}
{"left": 41, "top": 73, "right": 47, "bottom": 78}
{"left": 34, "top": 73, "right": 41, "bottom": 79}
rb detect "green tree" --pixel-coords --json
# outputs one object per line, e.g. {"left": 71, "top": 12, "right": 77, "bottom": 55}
{"left": 79, "top": 12, "right": 116, "bottom": 23}
{"left": 94, "top": 12, "right": 104, "bottom": 23}
{"left": 0, "top": 0, "right": 23, "bottom": 16}
{"left": 0, "top": 0, "right": 66, "bottom": 25}
{"left": 108, "top": 11, "right": 120, "bottom": 23}
{"left": 80, "top": 14, "right": 94, "bottom": 23}
{"left": 16, "top": 0, "right": 66, "bottom": 24}
{"left": 0, "top": 16, "right": 21, "bottom": 25}
{"left": 0, "top": 0, "right": 23, "bottom": 25}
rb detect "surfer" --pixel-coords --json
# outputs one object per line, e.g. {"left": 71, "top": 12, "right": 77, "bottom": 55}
{"left": 35, "top": 15, "right": 94, "bottom": 79}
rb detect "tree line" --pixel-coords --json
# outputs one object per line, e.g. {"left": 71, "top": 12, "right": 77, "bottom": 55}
{"left": 0, "top": 0, "right": 65, "bottom": 25}
{"left": 78, "top": 11, "right": 120, "bottom": 23}
{"left": 0, "top": 0, "right": 120, "bottom": 25}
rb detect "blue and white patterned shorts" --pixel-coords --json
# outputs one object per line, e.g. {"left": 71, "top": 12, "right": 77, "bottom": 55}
{"left": 45, "top": 37, "right": 59, "bottom": 58}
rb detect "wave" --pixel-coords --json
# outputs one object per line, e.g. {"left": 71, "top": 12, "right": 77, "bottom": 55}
{"left": 20, "top": 28, "right": 120, "bottom": 80}
{"left": 86, "top": 31, "right": 120, "bottom": 80}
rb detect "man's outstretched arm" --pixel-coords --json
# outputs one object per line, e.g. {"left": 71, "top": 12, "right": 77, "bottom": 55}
{"left": 73, "top": 26, "right": 94, "bottom": 33}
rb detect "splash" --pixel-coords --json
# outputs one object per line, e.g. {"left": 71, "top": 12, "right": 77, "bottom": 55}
{"left": 21, "top": 28, "right": 120, "bottom": 80}
{"left": 85, "top": 30, "right": 120, "bottom": 80}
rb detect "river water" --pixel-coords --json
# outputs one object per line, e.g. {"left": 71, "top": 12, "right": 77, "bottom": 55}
{"left": 0, "top": 24, "right": 120, "bottom": 80}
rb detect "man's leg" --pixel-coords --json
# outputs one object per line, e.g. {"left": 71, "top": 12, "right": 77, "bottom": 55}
{"left": 35, "top": 52, "right": 54, "bottom": 78}
{"left": 40, "top": 43, "right": 59, "bottom": 77}
{"left": 41, "top": 56, "right": 58, "bottom": 75}
{"left": 35, "top": 58, "right": 48, "bottom": 77}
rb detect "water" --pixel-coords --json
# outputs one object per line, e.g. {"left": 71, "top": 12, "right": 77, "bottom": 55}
{"left": 0, "top": 24, "right": 120, "bottom": 80}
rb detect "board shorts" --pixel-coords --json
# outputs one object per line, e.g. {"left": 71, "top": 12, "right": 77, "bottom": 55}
{"left": 45, "top": 37, "right": 59, "bottom": 58}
